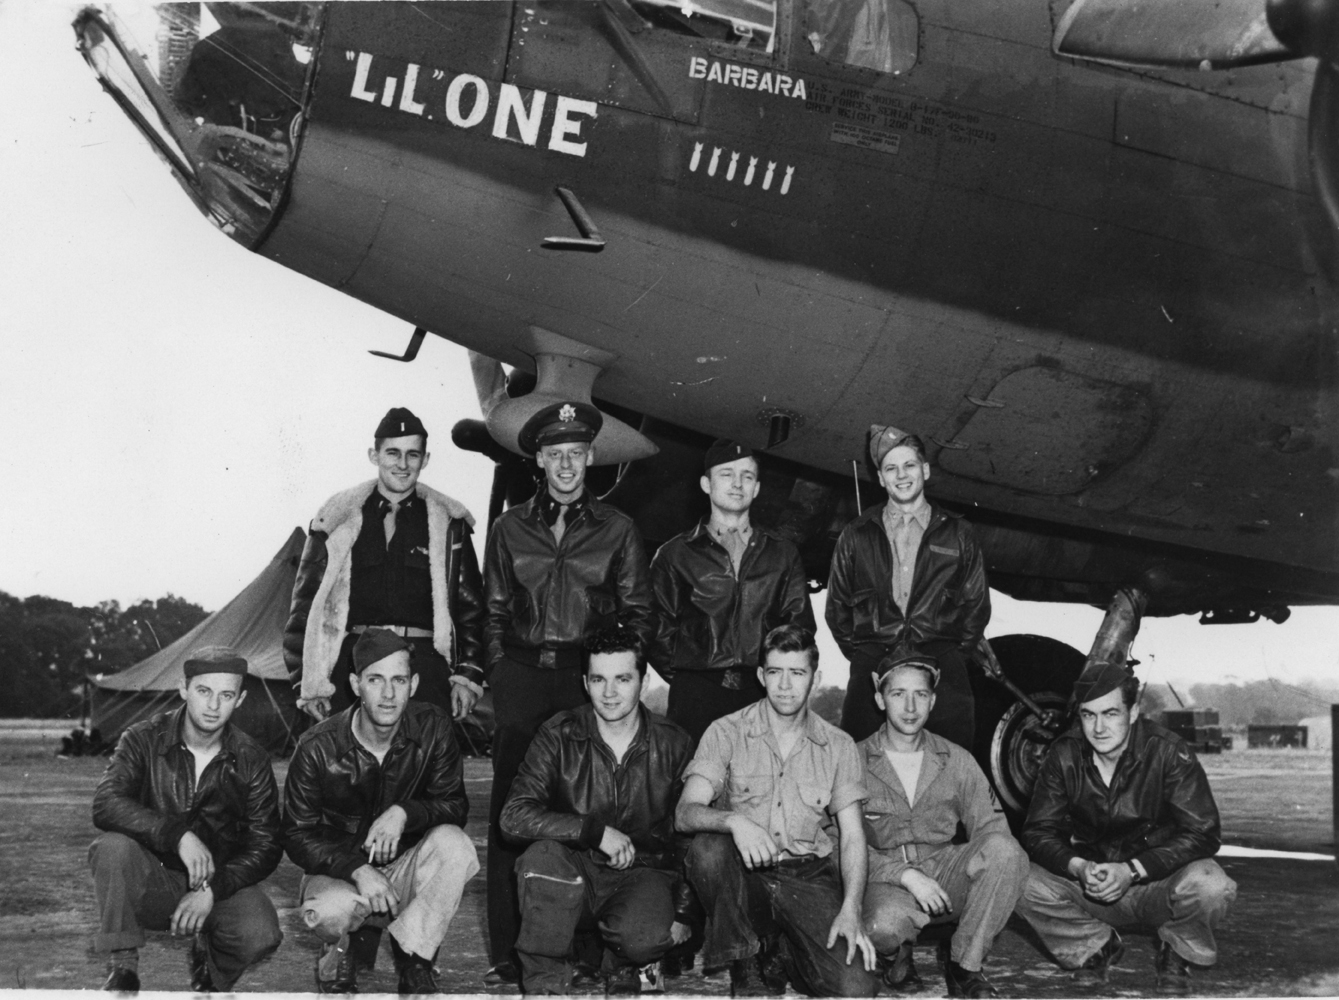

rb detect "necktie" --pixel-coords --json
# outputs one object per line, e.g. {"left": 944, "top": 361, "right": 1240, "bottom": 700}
{"left": 383, "top": 500, "right": 400, "bottom": 546}
{"left": 551, "top": 503, "right": 568, "bottom": 545}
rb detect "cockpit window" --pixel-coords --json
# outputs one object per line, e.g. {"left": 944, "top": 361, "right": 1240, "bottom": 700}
{"left": 75, "top": 3, "right": 320, "bottom": 246}
{"left": 630, "top": 0, "right": 777, "bottom": 53}
{"left": 801, "top": 0, "right": 918, "bottom": 74}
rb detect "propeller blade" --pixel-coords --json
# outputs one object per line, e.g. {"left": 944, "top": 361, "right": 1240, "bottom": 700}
{"left": 1054, "top": 0, "right": 1294, "bottom": 69}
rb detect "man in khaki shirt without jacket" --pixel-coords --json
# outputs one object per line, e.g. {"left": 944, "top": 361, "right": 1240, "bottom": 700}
{"left": 861, "top": 650, "right": 1027, "bottom": 999}
{"left": 675, "top": 625, "right": 879, "bottom": 998}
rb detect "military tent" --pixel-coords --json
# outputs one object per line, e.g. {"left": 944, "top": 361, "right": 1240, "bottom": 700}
{"left": 90, "top": 529, "right": 306, "bottom": 755}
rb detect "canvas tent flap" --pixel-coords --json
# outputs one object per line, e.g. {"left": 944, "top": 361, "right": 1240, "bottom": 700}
{"left": 94, "top": 528, "right": 304, "bottom": 690}
{"left": 90, "top": 528, "right": 306, "bottom": 753}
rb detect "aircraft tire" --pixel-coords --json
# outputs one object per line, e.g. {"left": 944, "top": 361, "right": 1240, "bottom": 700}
{"left": 970, "top": 634, "right": 1085, "bottom": 832}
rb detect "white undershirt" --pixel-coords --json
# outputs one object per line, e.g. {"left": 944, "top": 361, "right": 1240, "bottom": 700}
{"left": 885, "top": 749, "right": 924, "bottom": 805}
{"left": 188, "top": 745, "right": 220, "bottom": 795}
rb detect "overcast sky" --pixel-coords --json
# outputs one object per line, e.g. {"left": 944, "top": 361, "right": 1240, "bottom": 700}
{"left": 2, "top": 3, "right": 1336, "bottom": 699}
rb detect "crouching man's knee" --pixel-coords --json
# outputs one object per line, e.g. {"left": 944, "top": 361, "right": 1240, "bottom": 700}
{"left": 224, "top": 888, "right": 284, "bottom": 964}
{"left": 301, "top": 876, "right": 372, "bottom": 943}
{"left": 686, "top": 832, "right": 737, "bottom": 881}
{"left": 863, "top": 883, "right": 926, "bottom": 954}
{"left": 968, "top": 832, "right": 1031, "bottom": 892}
{"left": 1170, "top": 859, "right": 1237, "bottom": 916}
{"left": 420, "top": 824, "right": 479, "bottom": 870}
{"left": 88, "top": 831, "right": 141, "bottom": 872}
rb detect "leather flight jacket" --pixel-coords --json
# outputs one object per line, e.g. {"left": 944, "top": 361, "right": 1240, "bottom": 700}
{"left": 825, "top": 501, "right": 990, "bottom": 658}
{"left": 482, "top": 492, "right": 653, "bottom": 674}
{"left": 284, "top": 512, "right": 485, "bottom": 687}
{"left": 92, "top": 708, "right": 282, "bottom": 901}
{"left": 648, "top": 519, "right": 814, "bottom": 681}
{"left": 1022, "top": 718, "right": 1222, "bottom": 883}
{"left": 500, "top": 703, "right": 696, "bottom": 921}
{"left": 281, "top": 701, "right": 468, "bottom": 882}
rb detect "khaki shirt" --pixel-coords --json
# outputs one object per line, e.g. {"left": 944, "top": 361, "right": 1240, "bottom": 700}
{"left": 881, "top": 499, "right": 931, "bottom": 614}
{"left": 860, "top": 727, "right": 1012, "bottom": 884}
{"left": 686, "top": 700, "right": 867, "bottom": 859}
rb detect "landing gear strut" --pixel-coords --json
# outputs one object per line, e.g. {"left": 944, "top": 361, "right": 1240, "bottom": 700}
{"left": 974, "top": 586, "right": 1149, "bottom": 826}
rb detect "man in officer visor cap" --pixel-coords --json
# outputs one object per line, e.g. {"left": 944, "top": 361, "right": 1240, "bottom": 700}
{"left": 1017, "top": 660, "right": 1236, "bottom": 994}
{"left": 285, "top": 407, "right": 485, "bottom": 724}
{"left": 481, "top": 400, "right": 654, "bottom": 982}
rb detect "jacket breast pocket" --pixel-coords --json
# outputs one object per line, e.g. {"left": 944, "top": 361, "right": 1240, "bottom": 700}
{"left": 797, "top": 785, "right": 834, "bottom": 843}
{"left": 849, "top": 588, "right": 879, "bottom": 634}
{"left": 321, "top": 811, "right": 362, "bottom": 836}
{"left": 585, "top": 590, "right": 617, "bottom": 628}
{"left": 404, "top": 548, "right": 431, "bottom": 571}
{"left": 726, "top": 771, "right": 772, "bottom": 813}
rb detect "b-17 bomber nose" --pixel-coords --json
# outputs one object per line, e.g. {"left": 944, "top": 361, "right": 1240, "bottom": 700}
{"left": 73, "top": 2, "right": 319, "bottom": 246}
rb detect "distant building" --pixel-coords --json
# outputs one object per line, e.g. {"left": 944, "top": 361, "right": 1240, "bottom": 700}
{"left": 1297, "top": 714, "right": 1332, "bottom": 752}
{"left": 1246, "top": 724, "right": 1308, "bottom": 749}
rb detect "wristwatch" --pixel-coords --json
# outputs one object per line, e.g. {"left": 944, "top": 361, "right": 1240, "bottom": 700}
{"left": 1126, "top": 860, "right": 1142, "bottom": 884}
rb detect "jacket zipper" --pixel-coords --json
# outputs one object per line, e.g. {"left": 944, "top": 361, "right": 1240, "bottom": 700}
{"left": 522, "top": 871, "right": 583, "bottom": 885}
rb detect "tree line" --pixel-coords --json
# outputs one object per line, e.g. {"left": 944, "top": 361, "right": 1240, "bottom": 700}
{"left": 0, "top": 592, "right": 210, "bottom": 719}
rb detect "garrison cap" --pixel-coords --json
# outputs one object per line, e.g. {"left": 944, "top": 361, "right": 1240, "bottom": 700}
{"left": 352, "top": 628, "right": 412, "bottom": 674}
{"left": 869, "top": 423, "right": 921, "bottom": 467}
{"left": 375, "top": 407, "right": 428, "bottom": 441}
{"left": 518, "top": 401, "right": 603, "bottom": 454}
{"left": 703, "top": 438, "right": 755, "bottom": 473}
{"left": 1071, "top": 659, "right": 1133, "bottom": 707}
{"left": 874, "top": 648, "right": 940, "bottom": 689}
{"left": 183, "top": 645, "right": 248, "bottom": 679}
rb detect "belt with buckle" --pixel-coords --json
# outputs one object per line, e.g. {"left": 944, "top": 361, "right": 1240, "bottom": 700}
{"left": 349, "top": 624, "right": 433, "bottom": 638}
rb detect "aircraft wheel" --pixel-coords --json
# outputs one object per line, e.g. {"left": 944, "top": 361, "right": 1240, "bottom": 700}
{"left": 971, "top": 634, "right": 1084, "bottom": 829}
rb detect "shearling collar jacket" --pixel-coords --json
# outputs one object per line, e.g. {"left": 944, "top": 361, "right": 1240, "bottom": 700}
{"left": 92, "top": 708, "right": 282, "bottom": 901}
{"left": 482, "top": 491, "right": 653, "bottom": 674}
{"left": 280, "top": 701, "right": 468, "bottom": 882}
{"left": 1022, "top": 717, "right": 1221, "bottom": 882}
{"left": 825, "top": 500, "right": 990, "bottom": 658}
{"left": 648, "top": 518, "right": 814, "bottom": 680}
{"left": 283, "top": 480, "right": 483, "bottom": 707}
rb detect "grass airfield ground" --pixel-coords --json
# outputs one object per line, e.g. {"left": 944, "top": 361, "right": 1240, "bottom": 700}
{"left": 0, "top": 732, "right": 1335, "bottom": 997}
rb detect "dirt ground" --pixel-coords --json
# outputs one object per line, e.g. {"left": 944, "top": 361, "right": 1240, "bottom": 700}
{"left": 0, "top": 733, "right": 1335, "bottom": 997}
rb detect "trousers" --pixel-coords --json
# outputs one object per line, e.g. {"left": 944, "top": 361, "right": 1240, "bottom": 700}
{"left": 863, "top": 832, "right": 1029, "bottom": 970}
{"left": 487, "top": 654, "right": 589, "bottom": 963}
{"left": 840, "top": 641, "right": 975, "bottom": 748}
{"left": 515, "top": 840, "right": 678, "bottom": 993}
{"left": 666, "top": 669, "right": 766, "bottom": 747}
{"left": 88, "top": 832, "right": 282, "bottom": 990}
{"left": 686, "top": 833, "right": 880, "bottom": 997}
{"left": 299, "top": 824, "right": 478, "bottom": 966}
{"left": 1015, "top": 859, "right": 1237, "bottom": 968}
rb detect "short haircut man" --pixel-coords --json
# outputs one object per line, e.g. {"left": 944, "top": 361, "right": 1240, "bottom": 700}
{"left": 675, "top": 625, "right": 880, "bottom": 997}
{"left": 481, "top": 400, "right": 655, "bottom": 981}
{"left": 859, "top": 650, "right": 1028, "bottom": 998}
{"left": 89, "top": 646, "right": 282, "bottom": 993}
{"left": 284, "top": 406, "right": 485, "bottom": 724}
{"left": 1016, "top": 661, "right": 1237, "bottom": 994}
{"left": 500, "top": 625, "right": 695, "bottom": 993}
{"left": 826, "top": 425, "right": 991, "bottom": 748}
{"left": 282, "top": 629, "right": 478, "bottom": 994}
{"left": 649, "top": 438, "right": 816, "bottom": 744}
